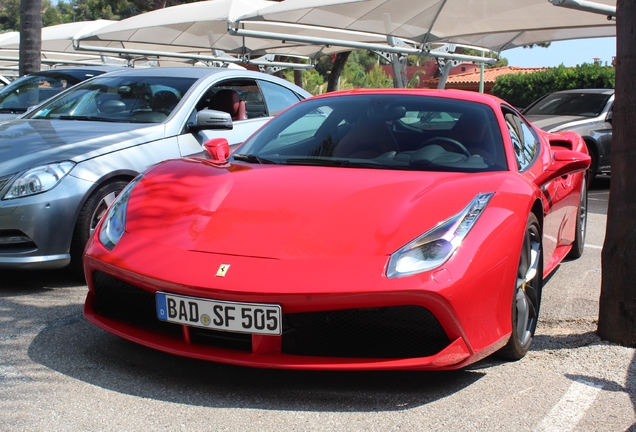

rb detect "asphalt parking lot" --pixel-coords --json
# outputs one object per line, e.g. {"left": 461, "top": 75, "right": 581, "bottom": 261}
{"left": 1, "top": 176, "right": 634, "bottom": 431}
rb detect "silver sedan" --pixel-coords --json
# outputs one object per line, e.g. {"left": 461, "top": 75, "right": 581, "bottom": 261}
{"left": 0, "top": 67, "right": 310, "bottom": 273}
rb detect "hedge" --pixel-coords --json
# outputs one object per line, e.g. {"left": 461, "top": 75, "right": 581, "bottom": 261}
{"left": 491, "top": 63, "right": 615, "bottom": 108}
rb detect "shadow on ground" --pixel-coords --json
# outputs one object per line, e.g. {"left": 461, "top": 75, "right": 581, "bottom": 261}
{"left": 26, "top": 308, "right": 484, "bottom": 412}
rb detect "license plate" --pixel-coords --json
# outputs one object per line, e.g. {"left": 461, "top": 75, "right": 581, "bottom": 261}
{"left": 156, "top": 292, "right": 281, "bottom": 335}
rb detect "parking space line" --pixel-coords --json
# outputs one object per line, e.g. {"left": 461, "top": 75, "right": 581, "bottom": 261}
{"left": 584, "top": 244, "right": 603, "bottom": 250}
{"left": 534, "top": 379, "right": 603, "bottom": 432}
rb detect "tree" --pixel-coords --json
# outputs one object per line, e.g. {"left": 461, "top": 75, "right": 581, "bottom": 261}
{"left": 327, "top": 52, "right": 350, "bottom": 92}
{"left": 598, "top": 0, "right": 636, "bottom": 346}
{"left": 19, "top": 0, "right": 42, "bottom": 76}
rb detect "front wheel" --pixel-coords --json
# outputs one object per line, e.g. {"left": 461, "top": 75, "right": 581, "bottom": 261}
{"left": 498, "top": 213, "right": 543, "bottom": 360}
{"left": 69, "top": 180, "right": 129, "bottom": 275}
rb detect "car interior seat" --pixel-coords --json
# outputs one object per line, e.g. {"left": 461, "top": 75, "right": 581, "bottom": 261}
{"left": 446, "top": 110, "right": 496, "bottom": 161}
{"left": 151, "top": 90, "right": 179, "bottom": 115}
{"left": 333, "top": 108, "right": 401, "bottom": 158}
{"left": 209, "top": 89, "right": 246, "bottom": 121}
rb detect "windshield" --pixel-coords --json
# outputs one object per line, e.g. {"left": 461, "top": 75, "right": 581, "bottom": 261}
{"left": 234, "top": 94, "right": 507, "bottom": 172}
{"left": 524, "top": 92, "right": 612, "bottom": 117}
{"left": 0, "top": 74, "right": 74, "bottom": 114}
{"left": 26, "top": 75, "right": 197, "bottom": 123}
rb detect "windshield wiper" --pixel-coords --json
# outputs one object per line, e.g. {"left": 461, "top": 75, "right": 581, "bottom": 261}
{"left": 232, "top": 154, "right": 277, "bottom": 164}
{"left": 0, "top": 108, "right": 25, "bottom": 114}
{"left": 285, "top": 157, "right": 384, "bottom": 168}
{"left": 57, "top": 115, "right": 122, "bottom": 122}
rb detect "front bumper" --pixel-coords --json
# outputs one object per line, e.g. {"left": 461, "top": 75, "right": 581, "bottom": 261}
{"left": 0, "top": 174, "right": 91, "bottom": 269}
{"left": 84, "top": 269, "right": 473, "bottom": 370}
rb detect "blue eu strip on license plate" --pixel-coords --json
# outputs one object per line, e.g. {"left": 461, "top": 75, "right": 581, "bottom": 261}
{"left": 155, "top": 292, "right": 281, "bottom": 335}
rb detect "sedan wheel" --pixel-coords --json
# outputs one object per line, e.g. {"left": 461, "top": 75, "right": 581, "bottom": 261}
{"left": 69, "top": 180, "right": 129, "bottom": 276}
{"left": 498, "top": 213, "right": 543, "bottom": 360}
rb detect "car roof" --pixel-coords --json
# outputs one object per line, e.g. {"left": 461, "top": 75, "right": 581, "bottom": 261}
{"left": 32, "top": 66, "right": 123, "bottom": 78}
{"left": 308, "top": 87, "right": 508, "bottom": 108}
{"left": 89, "top": 66, "right": 268, "bottom": 80}
{"left": 550, "top": 88, "right": 614, "bottom": 95}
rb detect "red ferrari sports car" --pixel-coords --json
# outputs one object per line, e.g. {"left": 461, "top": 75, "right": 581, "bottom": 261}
{"left": 83, "top": 88, "right": 590, "bottom": 370}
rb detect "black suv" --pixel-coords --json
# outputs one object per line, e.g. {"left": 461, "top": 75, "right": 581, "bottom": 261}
{"left": 523, "top": 88, "right": 614, "bottom": 181}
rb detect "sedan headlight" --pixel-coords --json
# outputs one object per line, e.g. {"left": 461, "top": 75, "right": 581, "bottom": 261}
{"left": 387, "top": 193, "right": 494, "bottom": 278}
{"left": 3, "top": 161, "right": 75, "bottom": 199}
{"left": 98, "top": 175, "right": 143, "bottom": 250}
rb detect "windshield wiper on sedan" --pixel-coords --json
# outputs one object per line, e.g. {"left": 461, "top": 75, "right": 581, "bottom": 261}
{"left": 232, "top": 154, "right": 277, "bottom": 164}
{"left": 57, "top": 115, "right": 122, "bottom": 122}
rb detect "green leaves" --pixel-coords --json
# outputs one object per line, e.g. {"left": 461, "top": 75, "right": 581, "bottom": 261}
{"left": 492, "top": 63, "right": 615, "bottom": 108}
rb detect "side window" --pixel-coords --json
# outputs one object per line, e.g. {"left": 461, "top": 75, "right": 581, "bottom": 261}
{"left": 258, "top": 80, "right": 302, "bottom": 116}
{"left": 191, "top": 79, "right": 267, "bottom": 122}
{"left": 504, "top": 110, "right": 538, "bottom": 171}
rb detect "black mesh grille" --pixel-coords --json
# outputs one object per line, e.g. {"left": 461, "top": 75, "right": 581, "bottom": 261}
{"left": 92, "top": 271, "right": 181, "bottom": 336}
{"left": 91, "top": 271, "right": 251, "bottom": 351}
{"left": 282, "top": 306, "right": 450, "bottom": 358}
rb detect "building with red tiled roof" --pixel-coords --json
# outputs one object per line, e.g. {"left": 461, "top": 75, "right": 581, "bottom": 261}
{"left": 422, "top": 66, "right": 546, "bottom": 94}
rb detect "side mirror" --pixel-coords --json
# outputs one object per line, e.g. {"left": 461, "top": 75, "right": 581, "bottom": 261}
{"left": 191, "top": 109, "right": 233, "bottom": 131}
{"left": 535, "top": 150, "right": 591, "bottom": 185}
{"left": 203, "top": 138, "right": 230, "bottom": 163}
{"left": 605, "top": 109, "right": 613, "bottom": 124}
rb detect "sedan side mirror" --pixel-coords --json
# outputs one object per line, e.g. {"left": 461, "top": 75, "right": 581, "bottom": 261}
{"left": 190, "top": 109, "right": 234, "bottom": 131}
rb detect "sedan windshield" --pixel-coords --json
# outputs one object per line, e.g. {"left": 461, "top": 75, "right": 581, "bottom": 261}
{"left": 235, "top": 94, "right": 507, "bottom": 172}
{"left": 524, "top": 92, "right": 612, "bottom": 117}
{"left": 26, "top": 75, "right": 197, "bottom": 123}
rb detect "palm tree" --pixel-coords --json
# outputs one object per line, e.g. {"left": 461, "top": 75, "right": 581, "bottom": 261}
{"left": 598, "top": 0, "right": 636, "bottom": 347}
{"left": 19, "top": 0, "right": 42, "bottom": 76}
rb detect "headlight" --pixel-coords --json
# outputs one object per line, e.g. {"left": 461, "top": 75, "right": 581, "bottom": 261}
{"left": 98, "top": 175, "right": 143, "bottom": 250}
{"left": 387, "top": 192, "right": 494, "bottom": 278}
{"left": 3, "top": 161, "right": 75, "bottom": 199}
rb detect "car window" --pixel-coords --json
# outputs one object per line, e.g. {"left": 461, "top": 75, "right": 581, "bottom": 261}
{"left": 258, "top": 80, "right": 302, "bottom": 116}
{"left": 524, "top": 92, "right": 612, "bottom": 117}
{"left": 27, "top": 76, "right": 197, "bottom": 123}
{"left": 193, "top": 79, "right": 268, "bottom": 121}
{"left": 505, "top": 109, "right": 538, "bottom": 171}
{"left": 0, "top": 74, "right": 70, "bottom": 113}
{"left": 236, "top": 94, "right": 507, "bottom": 173}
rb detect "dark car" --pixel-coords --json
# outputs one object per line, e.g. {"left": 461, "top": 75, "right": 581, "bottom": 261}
{"left": 0, "top": 66, "right": 121, "bottom": 120}
{"left": 522, "top": 88, "right": 613, "bottom": 181}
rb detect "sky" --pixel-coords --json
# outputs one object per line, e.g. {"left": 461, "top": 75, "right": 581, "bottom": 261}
{"left": 501, "top": 37, "right": 616, "bottom": 68}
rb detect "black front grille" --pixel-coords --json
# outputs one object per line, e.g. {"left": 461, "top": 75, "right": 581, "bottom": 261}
{"left": 91, "top": 271, "right": 252, "bottom": 351}
{"left": 92, "top": 272, "right": 450, "bottom": 359}
{"left": 92, "top": 271, "right": 181, "bottom": 336}
{"left": 282, "top": 306, "right": 450, "bottom": 358}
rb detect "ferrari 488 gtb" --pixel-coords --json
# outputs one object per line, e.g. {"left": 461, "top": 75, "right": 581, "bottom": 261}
{"left": 83, "top": 89, "right": 590, "bottom": 370}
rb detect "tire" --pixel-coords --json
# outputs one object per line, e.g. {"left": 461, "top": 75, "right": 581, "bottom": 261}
{"left": 498, "top": 213, "right": 543, "bottom": 361}
{"left": 68, "top": 180, "right": 129, "bottom": 276}
{"left": 586, "top": 144, "right": 598, "bottom": 185}
{"left": 566, "top": 176, "right": 588, "bottom": 259}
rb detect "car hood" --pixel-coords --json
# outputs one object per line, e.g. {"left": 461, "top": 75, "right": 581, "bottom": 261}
{"left": 524, "top": 114, "right": 594, "bottom": 132}
{"left": 125, "top": 158, "right": 500, "bottom": 260}
{"left": 0, "top": 119, "right": 163, "bottom": 175}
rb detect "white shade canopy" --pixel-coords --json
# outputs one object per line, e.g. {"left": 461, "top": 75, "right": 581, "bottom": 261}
{"left": 237, "top": 0, "right": 616, "bottom": 53}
